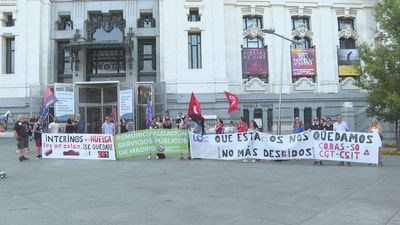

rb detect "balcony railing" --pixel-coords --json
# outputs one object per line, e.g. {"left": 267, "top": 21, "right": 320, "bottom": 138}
{"left": 0, "top": 0, "right": 16, "bottom": 6}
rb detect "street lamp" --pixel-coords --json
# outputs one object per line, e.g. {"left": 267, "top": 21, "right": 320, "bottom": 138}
{"left": 262, "top": 28, "right": 303, "bottom": 135}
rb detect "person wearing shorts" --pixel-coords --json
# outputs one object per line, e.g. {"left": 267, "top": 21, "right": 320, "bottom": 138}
{"left": 13, "top": 115, "right": 30, "bottom": 162}
{"left": 33, "top": 116, "right": 44, "bottom": 159}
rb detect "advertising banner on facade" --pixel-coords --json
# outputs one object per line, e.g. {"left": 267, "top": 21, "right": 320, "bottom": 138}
{"left": 338, "top": 49, "right": 360, "bottom": 76}
{"left": 190, "top": 131, "right": 381, "bottom": 164}
{"left": 114, "top": 129, "right": 189, "bottom": 159}
{"left": 54, "top": 83, "right": 74, "bottom": 122}
{"left": 242, "top": 48, "right": 268, "bottom": 76}
{"left": 42, "top": 133, "right": 116, "bottom": 160}
{"left": 291, "top": 48, "right": 317, "bottom": 76}
{"left": 119, "top": 89, "right": 133, "bottom": 121}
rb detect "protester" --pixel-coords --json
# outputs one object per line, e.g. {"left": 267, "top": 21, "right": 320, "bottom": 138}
{"left": 333, "top": 114, "right": 350, "bottom": 166}
{"left": 163, "top": 117, "right": 172, "bottom": 129}
{"left": 13, "top": 115, "right": 30, "bottom": 162}
{"left": 176, "top": 112, "right": 184, "bottom": 128}
{"left": 215, "top": 118, "right": 224, "bottom": 134}
{"left": 292, "top": 116, "right": 303, "bottom": 133}
{"left": 74, "top": 114, "right": 86, "bottom": 133}
{"left": 48, "top": 116, "right": 61, "bottom": 133}
{"left": 368, "top": 117, "right": 384, "bottom": 167}
{"left": 163, "top": 111, "right": 171, "bottom": 125}
{"left": 65, "top": 116, "right": 75, "bottom": 133}
{"left": 102, "top": 116, "right": 115, "bottom": 135}
{"left": 156, "top": 115, "right": 163, "bottom": 128}
{"left": 293, "top": 120, "right": 304, "bottom": 133}
{"left": 323, "top": 117, "right": 333, "bottom": 131}
{"left": 179, "top": 115, "right": 190, "bottom": 129}
{"left": 32, "top": 116, "right": 44, "bottom": 159}
{"left": 227, "top": 120, "right": 237, "bottom": 133}
{"left": 243, "top": 120, "right": 259, "bottom": 163}
{"left": 236, "top": 117, "right": 248, "bottom": 133}
{"left": 120, "top": 118, "right": 128, "bottom": 133}
{"left": 23, "top": 115, "right": 32, "bottom": 153}
{"left": 310, "top": 117, "right": 324, "bottom": 166}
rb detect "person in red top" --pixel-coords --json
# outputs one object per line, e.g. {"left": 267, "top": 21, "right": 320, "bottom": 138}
{"left": 215, "top": 118, "right": 224, "bottom": 134}
{"left": 236, "top": 117, "right": 248, "bottom": 133}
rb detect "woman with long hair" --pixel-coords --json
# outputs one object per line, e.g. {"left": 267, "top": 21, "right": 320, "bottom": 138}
{"left": 368, "top": 117, "right": 384, "bottom": 167}
{"left": 215, "top": 118, "right": 224, "bottom": 134}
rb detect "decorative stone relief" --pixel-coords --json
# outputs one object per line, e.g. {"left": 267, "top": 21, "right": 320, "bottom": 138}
{"left": 242, "top": 24, "right": 265, "bottom": 40}
{"left": 243, "top": 77, "right": 268, "bottom": 92}
{"left": 340, "top": 77, "right": 360, "bottom": 90}
{"left": 292, "top": 24, "right": 313, "bottom": 40}
{"left": 85, "top": 13, "right": 126, "bottom": 42}
{"left": 338, "top": 24, "right": 358, "bottom": 40}
{"left": 293, "top": 77, "right": 316, "bottom": 91}
{"left": 124, "top": 27, "right": 134, "bottom": 70}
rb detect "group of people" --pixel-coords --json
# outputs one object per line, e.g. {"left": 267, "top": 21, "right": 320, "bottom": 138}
{"left": 13, "top": 114, "right": 86, "bottom": 162}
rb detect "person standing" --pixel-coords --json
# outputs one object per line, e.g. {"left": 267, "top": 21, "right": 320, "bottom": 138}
{"left": 215, "top": 118, "right": 224, "bottom": 134}
{"left": 236, "top": 117, "right": 248, "bottom": 133}
{"left": 310, "top": 117, "right": 324, "bottom": 166}
{"left": 368, "top": 117, "right": 384, "bottom": 167}
{"left": 65, "top": 116, "right": 75, "bottom": 133}
{"left": 333, "top": 114, "right": 350, "bottom": 166}
{"left": 120, "top": 118, "right": 128, "bottom": 133}
{"left": 48, "top": 116, "right": 61, "bottom": 133}
{"left": 243, "top": 120, "right": 259, "bottom": 163}
{"left": 176, "top": 112, "right": 184, "bottom": 128}
{"left": 101, "top": 116, "right": 116, "bottom": 135}
{"left": 74, "top": 114, "right": 86, "bottom": 133}
{"left": 32, "top": 116, "right": 44, "bottom": 159}
{"left": 227, "top": 121, "right": 237, "bottom": 133}
{"left": 323, "top": 117, "right": 333, "bottom": 131}
{"left": 13, "top": 115, "right": 30, "bottom": 162}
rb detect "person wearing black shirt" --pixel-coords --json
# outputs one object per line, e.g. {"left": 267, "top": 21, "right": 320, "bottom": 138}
{"left": 310, "top": 117, "right": 324, "bottom": 166}
{"left": 120, "top": 118, "right": 128, "bottom": 133}
{"left": 175, "top": 112, "right": 183, "bottom": 129}
{"left": 65, "top": 117, "right": 75, "bottom": 133}
{"left": 32, "top": 116, "right": 44, "bottom": 159}
{"left": 323, "top": 117, "right": 333, "bottom": 131}
{"left": 13, "top": 115, "right": 30, "bottom": 162}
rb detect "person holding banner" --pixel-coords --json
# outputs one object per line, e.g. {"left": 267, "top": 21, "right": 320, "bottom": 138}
{"left": 310, "top": 117, "right": 324, "bottom": 166}
{"left": 48, "top": 117, "right": 61, "bottom": 134}
{"left": 334, "top": 114, "right": 350, "bottom": 166}
{"left": 74, "top": 114, "right": 86, "bottom": 133}
{"left": 102, "top": 116, "right": 116, "bottom": 135}
{"left": 215, "top": 118, "right": 224, "bottom": 134}
{"left": 243, "top": 120, "right": 260, "bottom": 163}
{"left": 236, "top": 117, "right": 248, "bottom": 133}
{"left": 368, "top": 118, "right": 384, "bottom": 167}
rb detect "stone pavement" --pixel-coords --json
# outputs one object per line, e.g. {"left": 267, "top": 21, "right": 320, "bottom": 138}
{"left": 1, "top": 137, "right": 400, "bottom": 225}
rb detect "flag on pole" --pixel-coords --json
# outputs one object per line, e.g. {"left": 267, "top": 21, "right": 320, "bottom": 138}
{"left": 112, "top": 105, "right": 118, "bottom": 130}
{"left": 145, "top": 96, "right": 152, "bottom": 128}
{"left": 224, "top": 91, "right": 239, "bottom": 113}
{"left": 188, "top": 92, "right": 204, "bottom": 119}
{"left": 40, "top": 87, "right": 58, "bottom": 119}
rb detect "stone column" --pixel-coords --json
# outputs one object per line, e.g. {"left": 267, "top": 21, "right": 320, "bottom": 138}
{"left": 299, "top": 107, "right": 304, "bottom": 123}
{"left": 262, "top": 107, "right": 269, "bottom": 132}
{"left": 248, "top": 108, "right": 254, "bottom": 123}
{"left": 341, "top": 102, "right": 355, "bottom": 131}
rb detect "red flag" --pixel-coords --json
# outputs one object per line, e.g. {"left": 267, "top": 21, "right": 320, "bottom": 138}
{"left": 188, "top": 92, "right": 204, "bottom": 119}
{"left": 112, "top": 106, "right": 118, "bottom": 130}
{"left": 224, "top": 91, "right": 239, "bottom": 113}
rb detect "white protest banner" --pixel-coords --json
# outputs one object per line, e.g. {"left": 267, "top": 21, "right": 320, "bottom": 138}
{"left": 190, "top": 131, "right": 381, "bottom": 164}
{"left": 54, "top": 83, "right": 74, "bottom": 122}
{"left": 42, "top": 133, "right": 116, "bottom": 160}
{"left": 120, "top": 89, "right": 133, "bottom": 120}
{"left": 190, "top": 131, "right": 314, "bottom": 160}
{"left": 312, "top": 131, "right": 380, "bottom": 163}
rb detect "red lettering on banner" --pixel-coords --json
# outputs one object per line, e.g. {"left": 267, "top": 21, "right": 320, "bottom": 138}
{"left": 339, "top": 151, "right": 361, "bottom": 160}
{"left": 90, "top": 136, "right": 112, "bottom": 143}
{"left": 319, "top": 142, "right": 344, "bottom": 151}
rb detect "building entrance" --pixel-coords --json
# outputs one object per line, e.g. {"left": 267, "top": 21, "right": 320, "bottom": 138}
{"left": 76, "top": 82, "right": 119, "bottom": 134}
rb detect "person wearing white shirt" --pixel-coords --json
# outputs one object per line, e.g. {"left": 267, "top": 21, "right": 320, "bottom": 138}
{"left": 48, "top": 117, "right": 61, "bottom": 133}
{"left": 333, "top": 114, "right": 350, "bottom": 166}
{"left": 101, "top": 116, "right": 115, "bottom": 135}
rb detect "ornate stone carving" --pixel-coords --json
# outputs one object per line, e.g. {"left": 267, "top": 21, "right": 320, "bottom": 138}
{"left": 292, "top": 24, "right": 313, "bottom": 40}
{"left": 243, "top": 77, "right": 268, "bottom": 92}
{"left": 338, "top": 24, "right": 358, "bottom": 40}
{"left": 293, "top": 77, "right": 315, "bottom": 91}
{"left": 242, "top": 24, "right": 265, "bottom": 40}
{"left": 85, "top": 13, "right": 126, "bottom": 42}
{"left": 340, "top": 77, "right": 359, "bottom": 90}
{"left": 124, "top": 27, "right": 134, "bottom": 70}
{"left": 56, "top": 16, "right": 73, "bottom": 31}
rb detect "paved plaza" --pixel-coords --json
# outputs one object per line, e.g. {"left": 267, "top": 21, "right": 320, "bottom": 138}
{"left": 1, "top": 137, "right": 400, "bottom": 225}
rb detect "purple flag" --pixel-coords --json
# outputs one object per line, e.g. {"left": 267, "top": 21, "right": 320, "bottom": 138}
{"left": 145, "top": 96, "right": 152, "bottom": 128}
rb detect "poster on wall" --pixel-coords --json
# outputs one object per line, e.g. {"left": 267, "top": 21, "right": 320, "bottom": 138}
{"left": 338, "top": 49, "right": 360, "bottom": 76}
{"left": 54, "top": 83, "right": 74, "bottom": 122}
{"left": 291, "top": 48, "right": 317, "bottom": 76}
{"left": 42, "top": 133, "right": 116, "bottom": 160}
{"left": 119, "top": 89, "right": 133, "bottom": 121}
{"left": 242, "top": 48, "right": 269, "bottom": 76}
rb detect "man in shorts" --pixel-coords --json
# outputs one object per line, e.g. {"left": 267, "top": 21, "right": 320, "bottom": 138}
{"left": 13, "top": 115, "right": 30, "bottom": 162}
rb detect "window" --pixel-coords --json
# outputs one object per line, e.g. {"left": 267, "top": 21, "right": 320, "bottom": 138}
{"left": 57, "top": 41, "right": 73, "bottom": 81}
{"left": 5, "top": 15, "right": 14, "bottom": 27}
{"left": 339, "top": 38, "right": 356, "bottom": 49}
{"left": 291, "top": 17, "right": 311, "bottom": 49}
{"left": 188, "top": 33, "right": 202, "bottom": 69}
{"left": 338, "top": 17, "right": 354, "bottom": 31}
{"left": 6, "top": 38, "right": 15, "bottom": 74}
{"left": 138, "top": 13, "right": 156, "bottom": 28}
{"left": 138, "top": 39, "right": 156, "bottom": 81}
{"left": 87, "top": 13, "right": 125, "bottom": 42}
{"left": 86, "top": 48, "right": 126, "bottom": 78}
{"left": 242, "top": 16, "right": 263, "bottom": 48}
{"left": 57, "top": 15, "right": 73, "bottom": 31}
{"left": 188, "top": 8, "right": 200, "bottom": 22}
